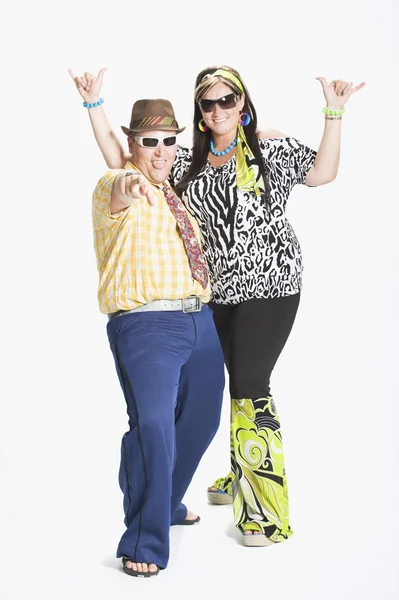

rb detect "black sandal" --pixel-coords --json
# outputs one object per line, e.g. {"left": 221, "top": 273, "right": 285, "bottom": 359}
{"left": 177, "top": 515, "right": 201, "bottom": 525}
{"left": 122, "top": 557, "right": 160, "bottom": 578}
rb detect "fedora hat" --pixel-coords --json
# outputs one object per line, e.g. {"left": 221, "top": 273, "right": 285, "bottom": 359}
{"left": 121, "top": 98, "right": 186, "bottom": 136}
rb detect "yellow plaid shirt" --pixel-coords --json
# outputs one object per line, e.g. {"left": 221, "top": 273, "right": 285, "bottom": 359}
{"left": 92, "top": 162, "right": 211, "bottom": 314}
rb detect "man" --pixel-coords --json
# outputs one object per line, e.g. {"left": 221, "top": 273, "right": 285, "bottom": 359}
{"left": 92, "top": 99, "right": 225, "bottom": 577}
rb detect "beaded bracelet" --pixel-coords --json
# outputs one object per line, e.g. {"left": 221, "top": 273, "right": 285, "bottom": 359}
{"left": 83, "top": 98, "right": 104, "bottom": 108}
{"left": 322, "top": 107, "right": 345, "bottom": 116}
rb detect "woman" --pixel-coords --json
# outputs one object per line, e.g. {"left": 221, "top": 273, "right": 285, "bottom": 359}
{"left": 69, "top": 66, "right": 365, "bottom": 546}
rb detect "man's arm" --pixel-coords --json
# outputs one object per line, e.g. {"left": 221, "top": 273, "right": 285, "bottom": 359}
{"left": 69, "top": 68, "right": 128, "bottom": 168}
{"left": 111, "top": 171, "right": 157, "bottom": 215}
{"left": 257, "top": 128, "right": 289, "bottom": 139}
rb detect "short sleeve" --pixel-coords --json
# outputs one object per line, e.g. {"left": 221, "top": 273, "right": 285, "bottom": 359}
{"left": 259, "top": 137, "right": 317, "bottom": 188}
{"left": 92, "top": 169, "right": 125, "bottom": 229}
{"left": 289, "top": 138, "right": 317, "bottom": 186}
{"left": 169, "top": 145, "right": 192, "bottom": 186}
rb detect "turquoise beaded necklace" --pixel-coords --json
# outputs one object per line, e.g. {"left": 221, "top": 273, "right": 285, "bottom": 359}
{"left": 209, "top": 137, "right": 238, "bottom": 157}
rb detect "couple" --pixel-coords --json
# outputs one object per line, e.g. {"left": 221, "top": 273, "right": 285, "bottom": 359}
{"left": 70, "top": 65, "right": 365, "bottom": 577}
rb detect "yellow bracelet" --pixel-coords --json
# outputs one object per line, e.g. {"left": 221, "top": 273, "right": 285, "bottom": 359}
{"left": 322, "top": 107, "right": 345, "bottom": 116}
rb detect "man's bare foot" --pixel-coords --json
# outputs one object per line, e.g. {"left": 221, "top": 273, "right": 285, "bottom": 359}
{"left": 243, "top": 530, "right": 263, "bottom": 535}
{"left": 124, "top": 560, "right": 158, "bottom": 574}
{"left": 185, "top": 509, "right": 199, "bottom": 521}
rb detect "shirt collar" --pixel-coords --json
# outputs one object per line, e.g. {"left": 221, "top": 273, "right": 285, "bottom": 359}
{"left": 124, "top": 161, "right": 171, "bottom": 190}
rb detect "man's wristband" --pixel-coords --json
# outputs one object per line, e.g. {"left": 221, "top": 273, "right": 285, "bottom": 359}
{"left": 83, "top": 98, "right": 104, "bottom": 109}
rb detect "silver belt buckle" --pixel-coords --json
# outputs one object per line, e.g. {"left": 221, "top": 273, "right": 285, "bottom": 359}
{"left": 182, "top": 296, "right": 201, "bottom": 313}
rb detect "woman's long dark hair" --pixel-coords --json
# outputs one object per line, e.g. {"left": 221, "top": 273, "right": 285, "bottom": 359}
{"left": 175, "top": 65, "right": 270, "bottom": 210}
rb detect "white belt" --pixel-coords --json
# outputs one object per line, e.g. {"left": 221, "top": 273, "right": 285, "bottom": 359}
{"left": 108, "top": 296, "right": 203, "bottom": 320}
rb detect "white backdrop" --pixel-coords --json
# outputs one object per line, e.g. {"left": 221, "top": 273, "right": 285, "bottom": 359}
{"left": 1, "top": 0, "right": 398, "bottom": 598}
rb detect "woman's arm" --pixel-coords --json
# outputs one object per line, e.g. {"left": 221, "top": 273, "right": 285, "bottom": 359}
{"left": 69, "top": 68, "right": 128, "bottom": 168}
{"left": 305, "top": 77, "right": 366, "bottom": 186}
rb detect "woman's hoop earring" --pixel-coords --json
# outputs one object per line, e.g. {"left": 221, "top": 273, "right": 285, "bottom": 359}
{"left": 239, "top": 112, "right": 251, "bottom": 126}
{"left": 198, "top": 119, "right": 208, "bottom": 132}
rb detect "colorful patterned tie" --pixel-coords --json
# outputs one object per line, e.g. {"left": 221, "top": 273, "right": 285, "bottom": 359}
{"left": 162, "top": 184, "right": 208, "bottom": 289}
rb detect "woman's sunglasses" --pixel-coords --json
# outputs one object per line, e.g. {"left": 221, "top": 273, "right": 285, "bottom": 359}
{"left": 198, "top": 93, "right": 240, "bottom": 113}
{"left": 133, "top": 135, "right": 177, "bottom": 148}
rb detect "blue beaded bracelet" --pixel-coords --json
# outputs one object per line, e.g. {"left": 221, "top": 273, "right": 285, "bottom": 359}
{"left": 83, "top": 98, "right": 104, "bottom": 108}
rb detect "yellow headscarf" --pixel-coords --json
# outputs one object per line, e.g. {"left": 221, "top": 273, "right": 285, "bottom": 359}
{"left": 197, "top": 68, "right": 265, "bottom": 197}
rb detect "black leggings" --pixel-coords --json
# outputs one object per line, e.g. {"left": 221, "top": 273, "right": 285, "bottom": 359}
{"left": 209, "top": 294, "right": 300, "bottom": 399}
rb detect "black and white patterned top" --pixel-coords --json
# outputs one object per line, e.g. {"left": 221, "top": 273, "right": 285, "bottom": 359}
{"left": 171, "top": 138, "right": 317, "bottom": 304}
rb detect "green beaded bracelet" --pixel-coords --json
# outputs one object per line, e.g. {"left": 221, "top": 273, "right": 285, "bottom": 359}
{"left": 322, "top": 107, "right": 345, "bottom": 116}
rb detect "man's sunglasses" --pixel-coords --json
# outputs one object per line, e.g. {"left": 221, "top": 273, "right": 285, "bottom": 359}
{"left": 133, "top": 135, "right": 177, "bottom": 148}
{"left": 198, "top": 93, "right": 240, "bottom": 113}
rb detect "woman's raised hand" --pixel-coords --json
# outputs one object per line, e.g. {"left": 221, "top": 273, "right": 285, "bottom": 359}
{"left": 316, "top": 76, "right": 366, "bottom": 109}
